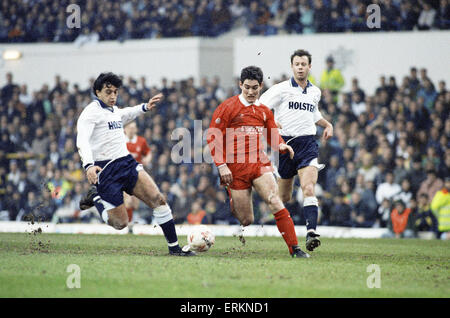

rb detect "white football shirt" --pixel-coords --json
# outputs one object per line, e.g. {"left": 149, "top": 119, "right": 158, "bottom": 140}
{"left": 76, "top": 98, "right": 148, "bottom": 170}
{"left": 259, "top": 78, "right": 322, "bottom": 137}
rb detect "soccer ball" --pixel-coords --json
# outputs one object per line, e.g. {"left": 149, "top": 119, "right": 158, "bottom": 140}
{"left": 187, "top": 225, "right": 215, "bottom": 252}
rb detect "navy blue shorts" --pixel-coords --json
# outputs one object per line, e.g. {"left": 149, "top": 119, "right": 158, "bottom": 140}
{"left": 278, "top": 135, "right": 319, "bottom": 179}
{"left": 95, "top": 154, "right": 143, "bottom": 208}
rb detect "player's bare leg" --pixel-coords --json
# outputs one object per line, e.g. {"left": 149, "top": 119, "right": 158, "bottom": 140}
{"left": 105, "top": 204, "right": 129, "bottom": 230}
{"left": 277, "top": 177, "right": 295, "bottom": 203}
{"left": 253, "top": 173, "right": 309, "bottom": 258}
{"left": 298, "top": 165, "right": 321, "bottom": 251}
{"left": 123, "top": 192, "right": 133, "bottom": 221}
{"left": 229, "top": 188, "right": 253, "bottom": 244}
{"left": 229, "top": 188, "right": 253, "bottom": 225}
{"left": 132, "top": 170, "right": 195, "bottom": 256}
{"left": 124, "top": 193, "right": 139, "bottom": 233}
{"left": 253, "top": 173, "right": 284, "bottom": 212}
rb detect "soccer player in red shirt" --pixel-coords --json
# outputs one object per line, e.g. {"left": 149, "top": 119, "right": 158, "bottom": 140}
{"left": 207, "top": 66, "right": 310, "bottom": 258}
{"left": 124, "top": 121, "right": 152, "bottom": 223}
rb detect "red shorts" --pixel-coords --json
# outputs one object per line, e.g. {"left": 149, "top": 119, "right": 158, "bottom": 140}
{"left": 226, "top": 162, "right": 274, "bottom": 190}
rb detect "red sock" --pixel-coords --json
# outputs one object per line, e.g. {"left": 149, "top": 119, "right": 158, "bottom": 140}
{"left": 274, "top": 208, "right": 298, "bottom": 254}
{"left": 126, "top": 208, "right": 133, "bottom": 223}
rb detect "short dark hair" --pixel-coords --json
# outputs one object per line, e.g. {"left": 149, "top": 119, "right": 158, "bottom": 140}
{"left": 240, "top": 66, "right": 263, "bottom": 84}
{"left": 93, "top": 72, "right": 123, "bottom": 96}
{"left": 291, "top": 49, "right": 312, "bottom": 65}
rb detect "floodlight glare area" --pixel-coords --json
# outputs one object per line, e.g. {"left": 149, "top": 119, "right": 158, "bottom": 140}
{"left": 2, "top": 49, "right": 22, "bottom": 60}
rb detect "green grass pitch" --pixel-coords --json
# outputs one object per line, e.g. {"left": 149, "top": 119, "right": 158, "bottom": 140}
{"left": 0, "top": 232, "right": 448, "bottom": 298}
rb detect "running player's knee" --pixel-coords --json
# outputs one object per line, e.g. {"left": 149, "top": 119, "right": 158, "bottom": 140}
{"left": 151, "top": 192, "right": 166, "bottom": 207}
{"left": 279, "top": 193, "right": 291, "bottom": 204}
{"left": 302, "top": 183, "right": 315, "bottom": 197}
{"left": 267, "top": 191, "right": 283, "bottom": 209}
{"left": 240, "top": 215, "right": 254, "bottom": 226}
{"left": 111, "top": 219, "right": 128, "bottom": 230}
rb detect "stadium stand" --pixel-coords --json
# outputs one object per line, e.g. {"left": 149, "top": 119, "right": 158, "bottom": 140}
{"left": 0, "top": 0, "right": 449, "bottom": 239}
{"left": 0, "top": 0, "right": 449, "bottom": 43}
{"left": 0, "top": 62, "right": 448, "bottom": 239}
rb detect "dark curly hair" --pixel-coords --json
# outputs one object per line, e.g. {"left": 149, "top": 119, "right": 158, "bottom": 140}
{"left": 92, "top": 72, "right": 123, "bottom": 96}
{"left": 291, "top": 49, "right": 312, "bottom": 65}
{"left": 240, "top": 66, "right": 263, "bottom": 84}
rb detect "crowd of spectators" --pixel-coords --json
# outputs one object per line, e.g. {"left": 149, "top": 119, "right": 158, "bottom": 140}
{"left": 0, "top": 58, "right": 449, "bottom": 238}
{"left": 1, "top": 0, "right": 449, "bottom": 43}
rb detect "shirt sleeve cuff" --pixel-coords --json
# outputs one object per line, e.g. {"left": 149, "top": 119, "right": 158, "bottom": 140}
{"left": 142, "top": 103, "right": 148, "bottom": 112}
{"left": 84, "top": 163, "right": 94, "bottom": 171}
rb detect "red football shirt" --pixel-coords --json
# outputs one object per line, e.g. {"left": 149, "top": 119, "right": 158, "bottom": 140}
{"left": 126, "top": 135, "right": 150, "bottom": 164}
{"left": 207, "top": 94, "right": 285, "bottom": 166}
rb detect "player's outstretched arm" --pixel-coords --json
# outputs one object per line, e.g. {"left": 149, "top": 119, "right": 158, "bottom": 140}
{"left": 119, "top": 93, "right": 164, "bottom": 125}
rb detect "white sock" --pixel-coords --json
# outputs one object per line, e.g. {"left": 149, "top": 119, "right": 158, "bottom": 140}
{"left": 101, "top": 210, "right": 109, "bottom": 223}
{"left": 153, "top": 204, "right": 173, "bottom": 225}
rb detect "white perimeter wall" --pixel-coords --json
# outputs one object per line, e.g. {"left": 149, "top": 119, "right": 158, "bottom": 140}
{"left": 0, "top": 37, "right": 234, "bottom": 91}
{"left": 0, "top": 30, "right": 448, "bottom": 95}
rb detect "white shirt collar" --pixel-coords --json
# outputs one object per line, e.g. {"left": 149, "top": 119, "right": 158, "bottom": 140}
{"left": 125, "top": 135, "right": 137, "bottom": 143}
{"left": 239, "top": 94, "right": 261, "bottom": 107}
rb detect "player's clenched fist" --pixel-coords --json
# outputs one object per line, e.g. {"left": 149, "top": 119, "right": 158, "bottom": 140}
{"left": 279, "top": 143, "right": 294, "bottom": 159}
{"left": 321, "top": 123, "right": 333, "bottom": 142}
{"left": 218, "top": 164, "right": 233, "bottom": 185}
{"left": 86, "top": 165, "right": 102, "bottom": 184}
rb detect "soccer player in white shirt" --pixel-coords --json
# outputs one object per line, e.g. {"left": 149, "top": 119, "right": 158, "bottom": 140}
{"left": 260, "top": 49, "right": 333, "bottom": 252}
{"left": 76, "top": 72, "right": 194, "bottom": 256}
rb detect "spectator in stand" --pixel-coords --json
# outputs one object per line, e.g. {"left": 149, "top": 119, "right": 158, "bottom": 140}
{"left": 1, "top": 73, "right": 19, "bottom": 105}
{"left": 320, "top": 56, "right": 345, "bottom": 102}
{"left": 52, "top": 194, "right": 79, "bottom": 223}
{"left": 377, "top": 197, "right": 390, "bottom": 228}
{"left": 393, "top": 156, "right": 409, "bottom": 185}
{"left": 408, "top": 67, "right": 421, "bottom": 95}
{"left": 431, "top": 177, "right": 450, "bottom": 239}
{"left": 329, "top": 195, "right": 352, "bottom": 227}
{"left": 418, "top": 1, "right": 437, "bottom": 30}
{"left": 313, "top": 0, "right": 331, "bottom": 33}
{"left": 325, "top": 155, "right": 343, "bottom": 191}
{"left": 229, "top": 0, "right": 246, "bottom": 27}
{"left": 187, "top": 200, "right": 207, "bottom": 225}
{"left": 192, "top": 3, "right": 212, "bottom": 36}
{"left": 358, "top": 153, "right": 379, "bottom": 183}
{"left": 210, "top": 0, "right": 232, "bottom": 36}
{"left": 417, "top": 169, "right": 444, "bottom": 205}
{"left": 436, "top": 0, "right": 450, "bottom": 29}
{"left": 350, "top": 191, "right": 377, "bottom": 228}
{"left": 6, "top": 160, "right": 20, "bottom": 186}
{"left": 375, "top": 171, "right": 401, "bottom": 205}
{"left": 414, "top": 193, "right": 438, "bottom": 235}
{"left": 393, "top": 178, "right": 413, "bottom": 208}
{"left": 384, "top": 200, "right": 416, "bottom": 238}
{"left": 399, "top": 0, "right": 419, "bottom": 30}
{"left": 299, "top": 1, "right": 315, "bottom": 33}
{"left": 382, "top": 0, "right": 401, "bottom": 31}
{"left": 270, "top": 5, "right": 289, "bottom": 34}
{"left": 284, "top": 5, "right": 303, "bottom": 34}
